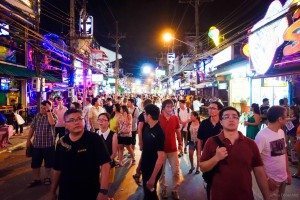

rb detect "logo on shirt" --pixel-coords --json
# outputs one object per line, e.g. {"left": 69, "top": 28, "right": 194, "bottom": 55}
{"left": 270, "top": 138, "right": 286, "bottom": 157}
{"left": 77, "top": 149, "right": 87, "bottom": 153}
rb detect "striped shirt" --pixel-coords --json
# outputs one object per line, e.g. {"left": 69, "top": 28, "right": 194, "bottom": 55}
{"left": 31, "top": 113, "right": 57, "bottom": 148}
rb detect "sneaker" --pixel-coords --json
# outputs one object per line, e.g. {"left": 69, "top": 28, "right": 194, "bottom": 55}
{"left": 161, "top": 188, "right": 168, "bottom": 199}
{"left": 171, "top": 190, "right": 180, "bottom": 200}
{"left": 178, "top": 152, "right": 183, "bottom": 158}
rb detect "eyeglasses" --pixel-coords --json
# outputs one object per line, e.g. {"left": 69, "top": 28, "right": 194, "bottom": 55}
{"left": 65, "top": 117, "right": 84, "bottom": 123}
{"left": 222, "top": 115, "right": 240, "bottom": 120}
{"left": 208, "top": 107, "right": 218, "bottom": 110}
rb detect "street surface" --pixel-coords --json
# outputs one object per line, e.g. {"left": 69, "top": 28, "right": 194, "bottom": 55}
{"left": 0, "top": 129, "right": 299, "bottom": 200}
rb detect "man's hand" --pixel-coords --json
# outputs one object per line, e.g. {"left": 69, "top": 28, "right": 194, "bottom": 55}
{"left": 96, "top": 193, "right": 108, "bottom": 200}
{"left": 26, "top": 140, "right": 32, "bottom": 148}
{"left": 215, "top": 146, "right": 228, "bottom": 161}
{"left": 46, "top": 103, "right": 52, "bottom": 111}
{"left": 146, "top": 178, "right": 155, "bottom": 191}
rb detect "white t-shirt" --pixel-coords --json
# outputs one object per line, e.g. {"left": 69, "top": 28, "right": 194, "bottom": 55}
{"left": 177, "top": 108, "right": 190, "bottom": 131}
{"left": 192, "top": 100, "right": 201, "bottom": 112}
{"left": 255, "top": 127, "right": 287, "bottom": 182}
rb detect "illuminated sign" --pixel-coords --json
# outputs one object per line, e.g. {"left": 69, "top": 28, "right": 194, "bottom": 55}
{"left": 80, "top": 16, "right": 93, "bottom": 36}
{"left": 249, "top": 0, "right": 293, "bottom": 74}
{"left": 167, "top": 53, "right": 175, "bottom": 65}
{"left": 283, "top": 9, "right": 300, "bottom": 56}
{"left": 262, "top": 77, "right": 288, "bottom": 87}
{"left": 205, "top": 46, "right": 233, "bottom": 72}
{"left": 0, "top": 23, "right": 9, "bottom": 36}
{"left": 92, "top": 74, "right": 104, "bottom": 83}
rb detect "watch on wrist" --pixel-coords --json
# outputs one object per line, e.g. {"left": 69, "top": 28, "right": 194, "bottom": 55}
{"left": 99, "top": 188, "right": 108, "bottom": 195}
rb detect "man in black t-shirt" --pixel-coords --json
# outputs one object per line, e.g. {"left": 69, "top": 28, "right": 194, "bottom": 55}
{"left": 104, "top": 98, "right": 114, "bottom": 115}
{"left": 196, "top": 101, "right": 223, "bottom": 200}
{"left": 260, "top": 98, "right": 270, "bottom": 125}
{"left": 132, "top": 98, "right": 152, "bottom": 185}
{"left": 141, "top": 104, "right": 165, "bottom": 200}
{"left": 48, "top": 109, "right": 111, "bottom": 200}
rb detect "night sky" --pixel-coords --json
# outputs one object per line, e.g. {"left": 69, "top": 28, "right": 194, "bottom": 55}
{"left": 40, "top": 0, "right": 275, "bottom": 77}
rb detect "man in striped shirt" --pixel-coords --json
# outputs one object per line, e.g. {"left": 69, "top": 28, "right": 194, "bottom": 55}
{"left": 26, "top": 100, "right": 57, "bottom": 188}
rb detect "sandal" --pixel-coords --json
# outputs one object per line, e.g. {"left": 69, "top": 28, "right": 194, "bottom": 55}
{"left": 44, "top": 178, "right": 51, "bottom": 185}
{"left": 188, "top": 167, "right": 195, "bottom": 174}
{"left": 27, "top": 180, "right": 42, "bottom": 188}
{"left": 195, "top": 170, "right": 200, "bottom": 174}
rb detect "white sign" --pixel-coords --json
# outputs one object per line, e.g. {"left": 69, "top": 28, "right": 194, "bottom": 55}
{"left": 80, "top": 16, "right": 93, "bottom": 36}
{"left": 92, "top": 74, "right": 104, "bottom": 83}
{"left": 74, "top": 68, "right": 83, "bottom": 85}
{"left": 249, "top": 0, "right": 291, "bottom": 75}
{"left": 167, "top": 53, "right": 175, "bottom": 64}
{"left": 0, "top": 23, "right": 9, "bottom": 36}
{"left": 205, "top": 46, "right": 233, "bottom": 72}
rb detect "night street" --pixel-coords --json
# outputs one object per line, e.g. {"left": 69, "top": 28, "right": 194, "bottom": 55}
{"left": 0, "top": 130, "right": 299, "bottom": 200}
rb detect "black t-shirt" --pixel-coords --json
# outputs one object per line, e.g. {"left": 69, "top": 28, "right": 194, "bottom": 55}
{"left": 54, "top": 131, "right": 111, "bottom": 200}
{"left": 138, "top": 112, "right": 145, "bottom": 123}
{"left": 141, "top": 123, "right": 165, "bottom": 176}
{"left": 197, "top": 117, "right": 222, "bottom": 148}
{"left": 104, "top": 105, "right": 114, "bottom": 115}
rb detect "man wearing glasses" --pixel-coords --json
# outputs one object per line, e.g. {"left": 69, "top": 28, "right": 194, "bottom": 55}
{"left": 199, "top": 107, "right": 269, "bottom": 200}
{"left": 48, "top": 109, "right": 111, "bottom": 200}
{"left": 197, "top": 101, "right": 223, "bottom": 199}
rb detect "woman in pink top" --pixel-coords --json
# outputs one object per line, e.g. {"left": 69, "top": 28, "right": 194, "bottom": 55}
{"left": 117, "top": 105, "right": 135, "bottom": 166}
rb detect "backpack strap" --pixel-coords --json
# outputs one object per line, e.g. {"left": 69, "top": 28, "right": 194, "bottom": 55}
{"left": 213, "top": 135, "right": 225, "bottom": 147}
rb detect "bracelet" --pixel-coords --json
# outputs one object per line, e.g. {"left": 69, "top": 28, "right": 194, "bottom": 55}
{"left": 99, "top": 188, "right": 108, "bottom": 195}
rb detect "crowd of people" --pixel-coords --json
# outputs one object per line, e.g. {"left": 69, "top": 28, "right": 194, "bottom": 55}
{"left": 15, "top": 93, "right": 300, "bottom": 200}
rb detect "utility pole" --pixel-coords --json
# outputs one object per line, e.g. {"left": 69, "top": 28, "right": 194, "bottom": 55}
{"left": 69, "top": 0, "right": 76, "bottom": 99}
{"left": 179, "top": 0, "right": 214, "bottom": 54}
{"left": 35, "top": 0, "right": 42, "bottom": 111}
{"left": 109, "top": 21, "right": 125, "bottom": 95}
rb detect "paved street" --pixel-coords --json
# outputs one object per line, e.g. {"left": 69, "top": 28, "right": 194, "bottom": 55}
{"left": 0, "top": 130, "right": 299, "bottom": 200}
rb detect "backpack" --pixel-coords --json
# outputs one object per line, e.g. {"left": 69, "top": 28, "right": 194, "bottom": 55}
{"left": 202, "top": 136, "right": 225, "bottom": 185}
{"left": 177, "top": 107, "right": 190, "bottom": 121}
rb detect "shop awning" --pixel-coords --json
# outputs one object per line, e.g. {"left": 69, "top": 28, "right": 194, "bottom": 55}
{"left": 0, "top": 61, "right": 61, "bottom": 82}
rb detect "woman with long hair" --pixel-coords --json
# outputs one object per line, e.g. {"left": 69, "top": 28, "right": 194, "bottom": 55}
{"left": 117, "top": 105, "right": 135, "bottom": 166}
{"left": 245, "top": 103, "right": 262, "bottom": 140}
{"left": 110, "top": 103, "right": 122, "bottom": 133}
{"left": 187, "top": 111, "right": 200, "bottom": 174}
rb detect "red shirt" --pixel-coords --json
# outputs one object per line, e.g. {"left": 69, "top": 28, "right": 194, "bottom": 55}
{"left": 200, "top": 131, "right": 263, "bottom": 200}
{"left": 159, "top": 114, "right": 180, "bottom": 153}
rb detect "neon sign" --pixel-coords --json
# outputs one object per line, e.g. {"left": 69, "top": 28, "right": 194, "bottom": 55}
{"left": 249, "top": 0, "right": 289, "bottom": 75}
{"left": 283, "top": 9, "right": 300, "bottom": 56}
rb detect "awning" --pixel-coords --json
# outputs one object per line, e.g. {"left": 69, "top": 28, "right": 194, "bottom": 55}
{"left": 0, "top": 61, "right": 61, "bottom": 82}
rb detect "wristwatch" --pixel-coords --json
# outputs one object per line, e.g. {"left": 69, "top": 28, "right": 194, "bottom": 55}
{"left": 99, "top": 188, "right": 108, "bottom": 195}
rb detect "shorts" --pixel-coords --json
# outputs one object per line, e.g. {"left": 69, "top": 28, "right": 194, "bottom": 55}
{"left": 118, "top": 136, "right": 132, "bottom": 145}
{"left": 131, "top": 131, "right": 137, "bottom": 145}
{"left": 109, "top": 167, "right": 115, "bottom": 183}
{"left": 31, "top": 146, "right": 55, "bottom": 169}
{"left": 188, "top": 141, "right": 197, "bottom": 151}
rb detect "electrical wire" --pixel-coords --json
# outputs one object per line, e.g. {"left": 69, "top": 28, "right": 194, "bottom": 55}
{"left": 43, "top": 0, "right": 70, "bottom": 17}
{"left": 102, "top": 0, "right": 117, "bottom": 22}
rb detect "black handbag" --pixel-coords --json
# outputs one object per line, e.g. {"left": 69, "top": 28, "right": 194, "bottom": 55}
{"left": 26, "top": 144, "right": 33, "bottom": 157}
